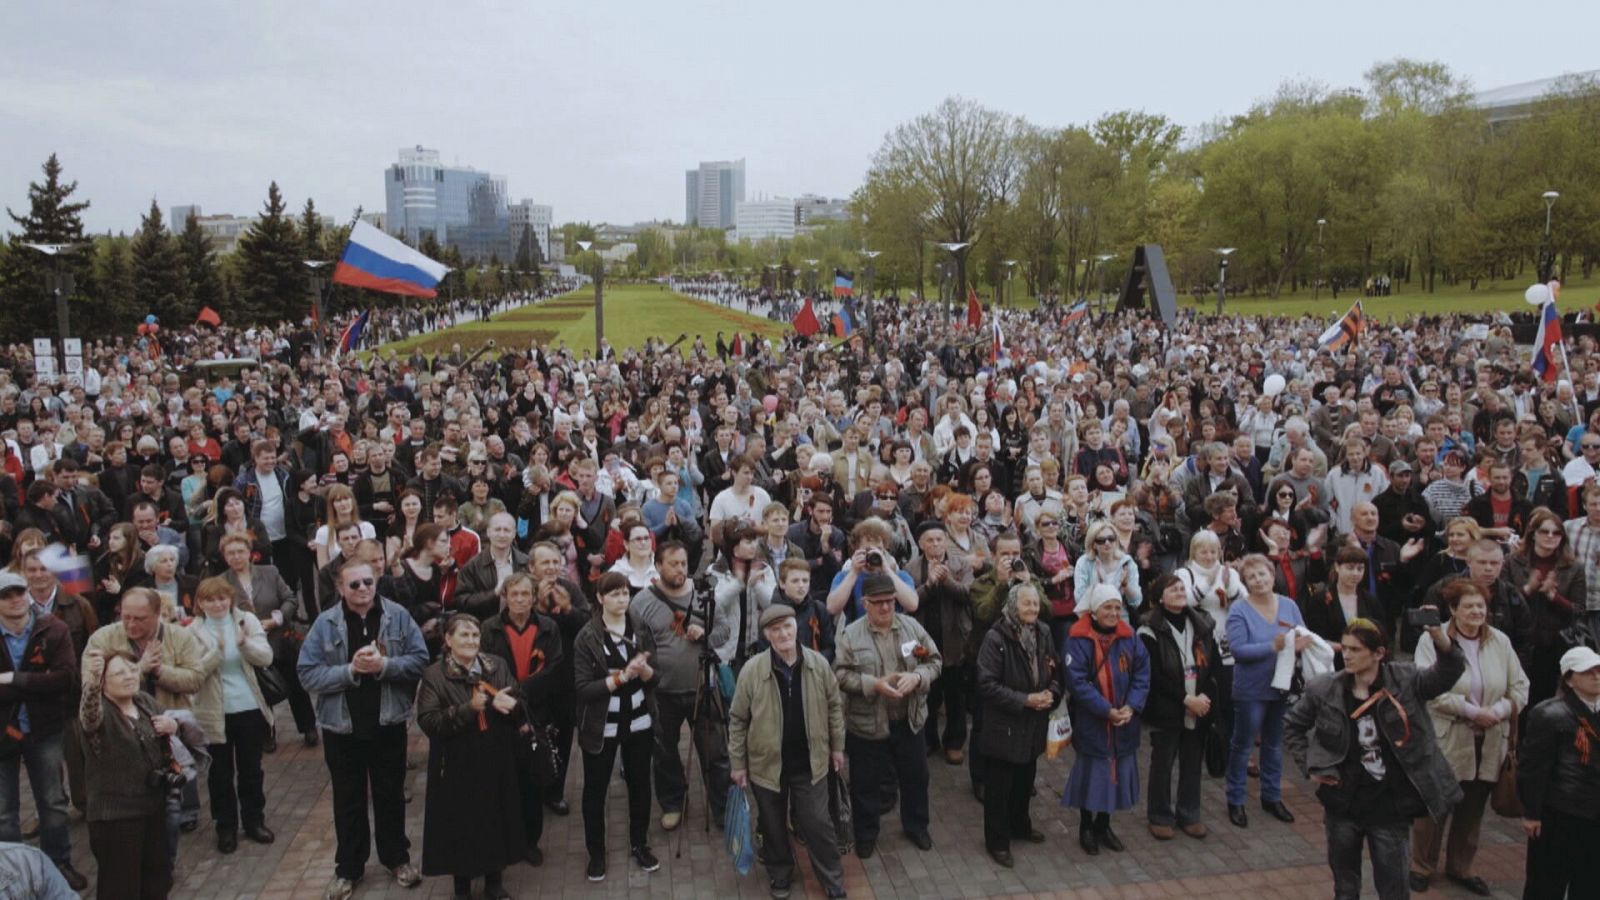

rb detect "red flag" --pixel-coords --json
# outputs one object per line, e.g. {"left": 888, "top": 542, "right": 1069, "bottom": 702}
{"left": 195, "top": 306, "right": 222, "bottom": 328}
{"left": 966, "top": 286, "right": 982, "bottom": 329}
{"left": 731, "top": 332, "right": 744, "bottom": 356}
{"left": 792, "top": 298, "right": 821, "bottom": 337}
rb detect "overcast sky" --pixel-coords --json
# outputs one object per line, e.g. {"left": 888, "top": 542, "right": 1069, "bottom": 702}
{"left": 2, "top": 0, "right": 1595, "bottom": 236}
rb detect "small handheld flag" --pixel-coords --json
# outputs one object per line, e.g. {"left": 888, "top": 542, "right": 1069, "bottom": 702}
{"left": 195, "top": 306, "right": 222, "bottom": 328}
{"left": 1532, "top": 299, "right": 1563, "bottom": 383}
{"left": 336, "top": 309, "right": 372, "bottom": 358}
{"left": 1063, "top": 300, "right": 1088, "bottom": 324}
{"left": 792, "top": 298, "right": 821, "bottom": 337}
{"left": 1318, "top": 300, "right": 1365, "bottom": 351}
{"left": 833, "top": 269, "right": 855, "bottom": 298}
{"left": 966, "top": 287, "right": 982, "bottom": 329}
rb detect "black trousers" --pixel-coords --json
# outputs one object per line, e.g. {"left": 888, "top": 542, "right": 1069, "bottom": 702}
{"left": 323, "top": 726, "right": 410, "bottom": 881}
{"left": 89, "top": 811, "right": 171, "bottom": 900}
{"left": 514, "top": 748, "right": 545, "bottom": 849}
{"left": 1147, "top": 726, "right": 1206, "bottom": 828}
{"left": 581, "top": 730, "right": 652, "bottom": 861}
{"left": 982, "top": 756, "right": 1037, "bottom": 853}
{"left": 208, "top": 709, "right": 269, "bottom": 831}
{"left": 652, "top": 689, "right": 730, "bottom": 817}
{"left": 547, "top": 694, "right": 576, "bottom": 801}
{"left": 1524, "top": 808, "right": 1600, "bottom": 899}
{"left": 847, "top": 722, "right": 930, "bottom": 844}
{"left": 925, "top": 662, "right": 969, "bottom": 752}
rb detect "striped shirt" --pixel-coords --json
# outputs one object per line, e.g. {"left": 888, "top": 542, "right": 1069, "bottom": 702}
{"left": 1565, "top": 517, "right": 1600, "bottom": 612}
{"left": 602, "top": 624, "right": 652, "bottom": 739}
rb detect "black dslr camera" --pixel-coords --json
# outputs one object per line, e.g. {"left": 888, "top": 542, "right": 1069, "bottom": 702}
{"left": 147, "top": 765, "right": 186, "bottom": 792}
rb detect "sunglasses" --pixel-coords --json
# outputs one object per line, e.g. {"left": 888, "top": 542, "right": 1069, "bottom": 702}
{"left": 1038, "top": 520, "right": 1059, "bottom": 528}
{"left": 865, "top": 597, "right": 896, "bottom": 607}
{"left": 1584, "top": 444, "right": 1600, "bottom": 451}
{"left": 1535, "top": 528, "right": 1564, "bottom": 537}
{"left": 1094, "top": 535, "right": 1116, "bottom": 544}
{"left": 345, "top": 578, "right": 375, "bottom": 589}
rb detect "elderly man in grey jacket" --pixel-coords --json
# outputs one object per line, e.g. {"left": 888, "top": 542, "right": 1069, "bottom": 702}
{"left": 834, "top": 573, "right": 942, "bottom": 859}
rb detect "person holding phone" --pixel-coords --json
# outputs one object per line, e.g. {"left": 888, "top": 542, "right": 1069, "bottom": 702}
{"left": 572, "top": 572, "right": 658, "bottom": 882}
{"left": 1285, "top": 616, "right": 1463, "bottom": 900}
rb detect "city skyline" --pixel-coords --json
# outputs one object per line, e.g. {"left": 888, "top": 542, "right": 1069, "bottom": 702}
{"left": 3, "top": 1, "right": 1596, "bottom": 236}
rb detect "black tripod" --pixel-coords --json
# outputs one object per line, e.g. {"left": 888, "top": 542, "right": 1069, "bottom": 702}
{"left": 675, "top": 580, "right": 731, "bottom": 858}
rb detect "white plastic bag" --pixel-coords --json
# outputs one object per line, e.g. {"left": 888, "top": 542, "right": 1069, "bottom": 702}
{"left": 1045, "top": 708, "right": 1073, "bottom": 760}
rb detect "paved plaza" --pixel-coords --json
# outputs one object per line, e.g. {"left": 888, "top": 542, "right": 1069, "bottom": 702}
{"left": 16, "top": 706, "right": 1530, "bottom": 899}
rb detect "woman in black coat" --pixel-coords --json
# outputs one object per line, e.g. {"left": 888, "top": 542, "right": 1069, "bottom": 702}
{"left": 416, "top": 614, "right": 525, "bottom": 900}
{"left": 479, "top": 572, "right": 566, "bottom": 867}
{"left": 1137, "top": 573, "right": 1222, "bottom": 840}
{"left": 975, "top": 581, "right": 1066, "bottom": 868}
{"left": 1301, "top": 545, "right": 1386, "bottom": 665}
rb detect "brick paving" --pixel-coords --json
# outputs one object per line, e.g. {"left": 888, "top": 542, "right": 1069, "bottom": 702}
{"left": 22, "top": 705, "right": 1528, "bottom": 898}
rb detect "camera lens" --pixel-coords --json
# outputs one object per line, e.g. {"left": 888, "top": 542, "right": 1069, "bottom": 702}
{"left": 866, "top": 551, "right": 883, "bottom": 567}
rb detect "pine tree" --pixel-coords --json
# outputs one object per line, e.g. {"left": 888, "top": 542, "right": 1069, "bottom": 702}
{"left": 131, "top": 199, "right": 188, "bottom": 324}
{"left": 300, "top": 198, "right": 325, "bottom": 260}
{"left": 233, "top": 182, "right": 302, "bottom": 324}
{"left": 178, "top": 211, "right": 227, "bottom": 318}
{"left": 95, "top": 234, "right": 137, "bottom": 328}
{"left": 1, "top": 154, "right": 90, "bottom": 337}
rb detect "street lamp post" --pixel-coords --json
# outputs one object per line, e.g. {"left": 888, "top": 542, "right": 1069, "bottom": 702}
{"left": 1539, "top": 191, "right": 1560, "bottom": 284}
{"left": 862, "top": 250, "right": 880, "bottom": 339}
{"left": 804, "top": 259, "right": 819, "bottom": 298}
{"left": 1094, "top": 253, "right": 1115, "bottom": 315}
{"left": 577, "top": 241, "right": 604, "bottom": 356}
{"left": 1214, "top": 248, "right": 1236, "bottom": 315}
{"left": 20, "top": 243, "right": 81, "bottom": 350}
{"left": 1314, "top": 218, "right": 1327, "bottom": 300}
{"left": 1002, "top": 260, "right": 1017, "bottom": 307}
{"left": 935, "top": 242, "right": 970, "bottom": 323}
{"left": 304, "top": 260, "right": 331, "bottom": 353}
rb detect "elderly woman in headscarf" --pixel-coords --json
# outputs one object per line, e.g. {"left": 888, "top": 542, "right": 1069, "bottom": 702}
{"left": 1061, "top": 583, "right": 1149, "bottom": 857}
{"left": 974, "top": 581, "right": 1066, "bottom": 868}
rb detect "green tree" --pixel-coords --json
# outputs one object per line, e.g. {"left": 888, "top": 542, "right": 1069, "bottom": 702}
{"left": 1, "top": 153, "right": 90, "bottom": 337}
{"left": 177, "top": 211, "right": 227, "bottom": 318}
{"left": 299, "top": 198, "right": 325, "bottom": 260}
{"left": 92, "top": 233, "right": 137, "bottom": 328}
{"left": 233, "top": 182, "right": 302, "bottom": 324}
{"left": 131, "top": 199, "right": 188, "bottom": 323}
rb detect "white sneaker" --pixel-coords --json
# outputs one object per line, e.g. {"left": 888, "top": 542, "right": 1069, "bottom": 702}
{"left": 661, "top": 810, "right": 682, "bottom": 831}
{"left": 323, "top": 877, "right": 357, "bottom": 900}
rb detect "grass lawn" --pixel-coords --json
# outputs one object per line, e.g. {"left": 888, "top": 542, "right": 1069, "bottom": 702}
{"left": 375, "top": 284, "right": 788, "bottom": 356}
{"left": 984, "top": 277, "right": 1599, "bottom": 319}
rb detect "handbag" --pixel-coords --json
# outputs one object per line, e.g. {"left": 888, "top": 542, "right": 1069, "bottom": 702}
{"left": 520, "top": 705, "right": 561, "bottom": 789}
{"left": 254, "top": 662, "right": 289, "bottom": 708}
{"left": 828, "top": 769, "right": 854, "bottom": 857}
{"left": 1489, "top": 704, "right": 1522, "bottom": 818}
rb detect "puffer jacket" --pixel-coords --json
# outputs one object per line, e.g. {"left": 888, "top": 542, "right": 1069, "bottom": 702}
{"left": 705, "top": 563, "right": 776, "bottom": 668}
{"left": 1518, "top": 690, "right": 1600, "bottom": 823}
{"left": 975, "top": 616, "right": 1065, "bottom": 764}
{"left": 1284, "top": 642, "right": 1467, "bottom": 821}
{"left": 728, "top": 647, "right": 844, "bottom": 791}
{"left": 833, "top": 613, "right": 941, "bottom": 740}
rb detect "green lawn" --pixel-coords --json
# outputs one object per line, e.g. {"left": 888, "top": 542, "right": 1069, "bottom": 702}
{"left": 374, "top": 284, "right": 788, "bottom": 356}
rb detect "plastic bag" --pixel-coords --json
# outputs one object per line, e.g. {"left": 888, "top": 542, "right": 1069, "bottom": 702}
{"left": 725, "top": 784, "right": 756, "bottom": 875}
{"left": 828, "top": 770, "right": 854, "bottom": 856}
{"left": 1045, "top": 708, "right": 1073, "bottom": 760}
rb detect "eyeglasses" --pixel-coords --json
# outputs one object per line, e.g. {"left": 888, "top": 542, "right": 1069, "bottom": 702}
{"left": 1038, "top": 520, "right": 1059, "bottom": 528}
{"left": 345, "top": 578, "right": 375, "bottom": 589}
{"left": 865, "top": 597, "right": 896, "bottom": 607}
{"left": 1535, "top": 528, "right": 1564, "bottom": 537}
{"left": 1094, "top": 535, "right": 1116, "bottom": 544}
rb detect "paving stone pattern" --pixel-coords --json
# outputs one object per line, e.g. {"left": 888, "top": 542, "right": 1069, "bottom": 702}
{"left": 24, "top": 706, "right": 1528, "bottom": 898}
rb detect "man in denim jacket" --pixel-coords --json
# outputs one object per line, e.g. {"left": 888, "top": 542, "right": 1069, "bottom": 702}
{"left": 298, "top": 557, "right": 429, "bottom": 900}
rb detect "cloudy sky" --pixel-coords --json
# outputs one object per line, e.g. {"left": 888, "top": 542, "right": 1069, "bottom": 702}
{"left": 2, "top": 0, "right": 1594, "bottom": 235}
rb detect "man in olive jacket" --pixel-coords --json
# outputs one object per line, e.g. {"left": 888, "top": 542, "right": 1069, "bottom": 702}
{"left": 834, "top": 573, "right": 942, "bottom": 858}
{"left": 729, "top": 605, "right": 846, "bottom": 900}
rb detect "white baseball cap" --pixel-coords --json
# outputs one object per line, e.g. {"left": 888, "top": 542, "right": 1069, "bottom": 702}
{"left": 1559, "top": 646, "right": 1600, "bottom": 676}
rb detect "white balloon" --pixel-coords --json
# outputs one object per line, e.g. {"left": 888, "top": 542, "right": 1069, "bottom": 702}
{"left": 1525, "top": 283, "right": 1551, "bottom": 306}
{"left": 1263, "top": 373, "right": 1286, "bottom": 397}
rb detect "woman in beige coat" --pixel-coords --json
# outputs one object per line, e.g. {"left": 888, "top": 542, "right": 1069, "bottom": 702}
{"left": 1410, "top": 578, "right": 1529, "bottom": 895}
{"left": 186, "top": 576, "right": 276, "bottom": 853}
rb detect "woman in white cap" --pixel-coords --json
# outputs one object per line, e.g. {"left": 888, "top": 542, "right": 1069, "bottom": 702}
{"left": 1517, "top": 644, "right": 1600, "bottom": 898}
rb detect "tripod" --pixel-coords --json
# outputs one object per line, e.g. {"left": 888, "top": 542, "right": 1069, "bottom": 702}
{"left": 674, "top": 580, "right": 731, "bottom": 859}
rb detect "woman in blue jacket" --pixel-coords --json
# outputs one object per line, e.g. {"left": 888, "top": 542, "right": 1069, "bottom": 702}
{"left": 1224, "top": 553, "right": 1308, "bottom": 829}
{"left": 1061, "top": 583, "right": 1150, "bottom": 856}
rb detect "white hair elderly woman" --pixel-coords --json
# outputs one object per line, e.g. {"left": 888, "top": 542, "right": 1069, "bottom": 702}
{"left": 144, "top": 544, "right": 197, "bottom": 621}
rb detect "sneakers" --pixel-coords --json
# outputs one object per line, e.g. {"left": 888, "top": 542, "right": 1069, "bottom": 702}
{"left": 770, "top": 877, "right": 792, "bottom": 899}
{"left": 390, "top": 862, "right": 422, "bottom": 888}
{"left": 633, "top": 845, "right": 661, "bottom": 872}
{"left": 323, "top": 876, "right": 358, "bottom": 900}
{"left": 586, "top": 857, "right": 607, "bottom": 882}
{"left": 661, "top": 810, "right": 683, "bottom": 831}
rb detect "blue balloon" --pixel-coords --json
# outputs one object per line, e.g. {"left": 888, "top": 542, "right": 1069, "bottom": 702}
{"left": 145, "top": 314, "right": 158, "bottom": 324}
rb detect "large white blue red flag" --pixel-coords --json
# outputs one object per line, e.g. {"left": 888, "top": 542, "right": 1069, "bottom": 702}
{"left": 1532, "top": 299, "right": 1563, "bottom": 383}
{"left": 333, "top": 221, "right": 448, "bottom": 297}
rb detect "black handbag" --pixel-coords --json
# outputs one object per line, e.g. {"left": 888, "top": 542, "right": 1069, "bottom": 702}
{"left": 521, "top": 705, "right": 561, "bottom": 789}
{"left": 828, "top": 770, "right": 853, "bottom": 856}
{"left": 254, "top": 662, "right": 289, "bottom": 708}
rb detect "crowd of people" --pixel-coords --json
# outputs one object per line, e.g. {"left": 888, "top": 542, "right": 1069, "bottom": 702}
{"left": 0, "top": 285, "right": 1599, "bottom": 899}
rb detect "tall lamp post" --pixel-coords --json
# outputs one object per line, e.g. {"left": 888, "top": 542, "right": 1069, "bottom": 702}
{"left": 1094, "top": 253, "right": 1116, "bottom": 315}
{"left": 304, "top": 260, "right": 330, "bottom": 352}
{"left": 1314, "top": 218, "right": 1327, "bottom": 300}
{"left": 935, "top": 242, "right": 969, "bottom": 323}
{"left": 1538, "top": 190, "right": 1560, "bottom": 284}
{"left": 804, "top": 258, "right": 820, "bottom": 298}
{"left": 576, "top": 241, "right": 604, "bottom": 356}
{"left": 1214, "top": 248, "right": 1236, "bottom": 315}
{"left": 862, "top": 250, "right": 880, "bottom": 339}
{"left": 1002, "top": 259, "right": 1017, "bottom": 307}
{"left": 21, "top": 243, "right": 82, "bottom": 349}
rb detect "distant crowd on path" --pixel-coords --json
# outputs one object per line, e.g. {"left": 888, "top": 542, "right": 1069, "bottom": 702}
{"left": 3, "top": 288, "right": 1600, "bottom": 899}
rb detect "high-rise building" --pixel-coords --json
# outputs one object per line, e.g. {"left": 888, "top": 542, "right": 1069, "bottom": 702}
{"left": 796, "top": 194, "right": 849, "bottom": 225}
{"left": 509, "top": 200, "right": 554, "bottom": 264}
{"left": 733, "top": 197, "right": 796, "bottom": 243}
{"left": 169, "top": 205, "right": 201, "bottom": 231}
{"left": 384, "top": 146, "right": 510, "bottom": 260}
{"left": 684, "top": 159, "right": 745, "bottom": 229}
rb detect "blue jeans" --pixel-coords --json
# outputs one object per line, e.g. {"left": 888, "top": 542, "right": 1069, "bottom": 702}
{"left": 1325, "top": 814, "right": 1409, "bottom": 900}
{"left": 1225, "top": 698, "right": 1285, "bottom": 806}
{"left": 0, "top": 731, "right": 71, "bottom": 866}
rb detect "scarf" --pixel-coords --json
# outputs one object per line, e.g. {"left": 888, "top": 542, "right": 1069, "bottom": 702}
{"left": 1003, "top": 606, "right": 1039, "bottom": 676}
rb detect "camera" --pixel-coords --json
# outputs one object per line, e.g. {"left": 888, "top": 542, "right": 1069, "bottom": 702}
{"left": 1011, "top": 559, "right": 1028, "bottom": 574}
{"left": 865, "top": 551, "right": 883, "bottom": 568}
{"left": 1405, "top": 607, "right": 1441, "bottom": 629}
{"left": 147, "top": 767, "right": 186, "bottom": 792}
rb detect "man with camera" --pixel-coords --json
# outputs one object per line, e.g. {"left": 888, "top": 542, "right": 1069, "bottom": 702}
{"left": 967, "top": 531, "right": 1047, "bottom": 800}
{"left": 825, "top": 519, "right": 918, "bottom": 626}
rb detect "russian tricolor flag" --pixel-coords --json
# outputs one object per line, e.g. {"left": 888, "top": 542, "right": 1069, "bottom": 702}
{"left": 1532, "top": 299, "right": 1563, "bottom": 382}
{"left": 337, "top": 309, "right": 372, "bottom": 357}
{"left": 333, "top": 221, "right": 449, "bottom": 298}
